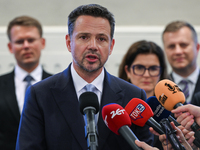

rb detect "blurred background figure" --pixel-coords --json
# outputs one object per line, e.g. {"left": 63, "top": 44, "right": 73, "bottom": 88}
{"left": 118, "top": 40, "right": 168, "bottom": 149}
{"left": 162, "top": 21, "right": 200, "bottom": 104}
{"left": 0, "top": 16, "right": 52, "bottom": 150}
{"left": 118, "top": 40, "right": 168, "bottom": 98}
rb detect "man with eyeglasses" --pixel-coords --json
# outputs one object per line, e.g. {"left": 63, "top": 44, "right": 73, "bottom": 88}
{"left": 0, "top": 16, "right": 52, "bottom": 150}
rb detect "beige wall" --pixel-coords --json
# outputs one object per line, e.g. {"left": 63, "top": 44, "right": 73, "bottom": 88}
{"left": 0, "top": 0, "right": 200, "bottom": 26}
{"left": 1, "top": 26, "right": 200, "bottom": 76}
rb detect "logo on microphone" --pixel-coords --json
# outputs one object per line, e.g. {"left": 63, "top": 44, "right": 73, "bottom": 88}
{"left": 110, "top": 108, "right": 125, "bottom": 119}
{"left": 129, "top": 103, "right": 145, "bottom": 121}
{"left": 158, "top": 93, "right": 168, "bottom": 105}
{"left": 165, "top": 82, "right": 182, "bottom": 94}
{"left": 104, "top": 115, "right": 108, "bottom": 126}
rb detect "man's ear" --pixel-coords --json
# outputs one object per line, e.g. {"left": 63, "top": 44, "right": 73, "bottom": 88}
{"left": 109, "top": 39, "right": 115, "bottom": 55}
{"left": 8, "top": 42, "right": 14, "bottom": 54}
{"left": 65, "top": 34, "right": 71, "bottom": 52}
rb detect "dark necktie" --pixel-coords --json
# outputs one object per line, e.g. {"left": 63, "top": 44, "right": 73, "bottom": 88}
{"left": 24, "top": 75, "right": 33, "bottom": 93}
{"left": 180, "top": 80, "right": 189, "bottom": 99}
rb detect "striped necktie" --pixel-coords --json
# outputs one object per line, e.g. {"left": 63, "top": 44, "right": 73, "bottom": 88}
{"left": 24, "top": 75, "right": 33, "bottom": 93}
{"left": 180, "top": 80, "right": 189, "bottom": 99}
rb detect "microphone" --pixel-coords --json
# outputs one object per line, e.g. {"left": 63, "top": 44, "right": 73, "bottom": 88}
{"left": 125, "top": 98, "right": 164, "bottom": 135}
{"left": 79, "top": 92, "right": 99, "bottom": 150}
{"left": 102, "top": 103, "right": 143, "bottom": 150}
{"left": 154, "top": 79, "right": 185, "bottom": 111}
{"left": 146, "top": 96, "right": 180, "bottom": 126}
{"left": 154, "top": 79, "right": 200, "bottom": 147}
{"left": 125, "top": 98, "right": 185, "bottom": 150}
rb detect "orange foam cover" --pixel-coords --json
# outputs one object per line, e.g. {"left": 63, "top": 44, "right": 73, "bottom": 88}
{"left": 154, "top": 79, "right": 185, "bottom": 111}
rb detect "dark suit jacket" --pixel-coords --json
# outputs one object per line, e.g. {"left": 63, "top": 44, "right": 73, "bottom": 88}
{"left": 0, "top": 69, "right": 52, "bottom": 150}
{"left": 169, "top": 73, "right": 200, "bottom": 104}
{"left": 192, "top": 92, "right": 200, "bottom": 106}
{"left": 16, "top": 64, "right": 154, "bottom": 150}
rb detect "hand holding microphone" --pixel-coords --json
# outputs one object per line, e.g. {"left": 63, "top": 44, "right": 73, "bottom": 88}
{"left": 154, "top": 79, "right": 200, "bottom": 145}
{"left": 146, "top": 96, "right": 198, "bottom": 146}
{"left": 135, "top": 140, "right": 159, "bottom": 150}
{"left": 125, "top": 98, "right": 186, "bottom": 150}
{"left": 158, "top": 122, "right": 193, "bottom": 150}
{"left": 172, "top": 104, "right": 200, "bottom": 130}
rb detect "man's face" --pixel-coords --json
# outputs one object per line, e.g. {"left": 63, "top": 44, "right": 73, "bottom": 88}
{"left": 8, "top": 25, "right": 45, "bottom": 70}
{"left": 66, "top": 15, "right": 115, "bottom": 75}
{"left": 163, "top": 27, "right": 199, "bottom": 72}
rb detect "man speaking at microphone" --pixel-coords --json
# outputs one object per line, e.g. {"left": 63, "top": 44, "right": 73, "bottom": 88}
{"left": 16, "top": 4, "right": 153, "bottom": 150}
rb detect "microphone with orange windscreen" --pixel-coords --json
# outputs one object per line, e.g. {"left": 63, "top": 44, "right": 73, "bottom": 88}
{"left": 154, "top": 79, "right": 200, "bottom": 143}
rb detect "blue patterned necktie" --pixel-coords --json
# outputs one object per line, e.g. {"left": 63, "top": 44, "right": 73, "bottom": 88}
{"left": 180, "top": 80, "right": 189, "bottom": 99}
{"left": 24, "top": 75, "right": 33, "bottom": 93}
{"left": 85, "top": 84, "right": 96, "bottom": 92}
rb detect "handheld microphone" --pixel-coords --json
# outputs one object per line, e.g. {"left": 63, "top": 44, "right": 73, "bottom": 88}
{"left": 146, "top": 96, "right": 180, "bottom": 126}
{"left": 154, "top": 79, "right": 185, "bottom": 111}
{"left": 160, "top": 118, "right": 186, "bottom": 150}
{"left": 155, "top": 79, "right": 200, "bottom": 147}
{"left": 125, "top": 98, "right": 164, "bottom": 135}
{"left": 102, "top": 103, "right": 143, "bottom": 150}
{"left": 125, "top": 98, "right": 185, "bottom": 150}
{"left": 79, "top": 92, "right": 99, "bottom": 150}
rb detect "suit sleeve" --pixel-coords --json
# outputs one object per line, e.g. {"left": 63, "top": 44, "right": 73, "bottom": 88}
{"left": 191, "top": 92, "right": 200, "bottom": 107}
{"left": 16, "top": 86, "right": 46, "bottom": 150}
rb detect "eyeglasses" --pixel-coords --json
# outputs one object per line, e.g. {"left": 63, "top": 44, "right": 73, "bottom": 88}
{"left": 132, "top": 64, "right": 161, "bottom": 77}
{"left": 12, "top": 38, "right": 41, "bottom": 46}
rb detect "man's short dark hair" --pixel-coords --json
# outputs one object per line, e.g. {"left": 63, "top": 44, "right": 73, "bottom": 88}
{"left": 68, "top": 4, "right": 115, "bottom": 40}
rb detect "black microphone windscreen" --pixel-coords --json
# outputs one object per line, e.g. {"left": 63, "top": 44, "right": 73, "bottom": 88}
{"left": 79, "top": 92, "right": 99, "bottom": 115}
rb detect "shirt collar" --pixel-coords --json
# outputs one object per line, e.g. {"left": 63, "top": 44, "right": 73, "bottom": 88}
{"left": 15, "top": 64, "right": 42, "bottom": 82}
{"left": 172, "top": 67, "right": 200, "bottom": 84}
{"left": 71, "top": 63, "right": 104, "bottom": 93}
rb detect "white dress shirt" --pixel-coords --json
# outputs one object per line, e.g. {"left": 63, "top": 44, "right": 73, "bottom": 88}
{"left": 14, "top": 64, "right": 42, "bottom": 114}
{"left": 172, "top": 67, "right": 200, "bottom": 103}
{"left": 71, "top": 63, "right": 104, "bottom": 104}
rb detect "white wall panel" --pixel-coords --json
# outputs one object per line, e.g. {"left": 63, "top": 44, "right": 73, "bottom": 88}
{"left": 1, "top": 26, "right": 200, "bottom": 76}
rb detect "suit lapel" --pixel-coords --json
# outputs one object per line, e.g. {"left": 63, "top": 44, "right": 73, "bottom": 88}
{"left": 98, "top": 71, "right": 124, "bottom": 149}
{"left": 4, "top": 71, "right": 20, "bottom": 122}
{"left": 50, "top": 67, "right": 87, "bottom": 149}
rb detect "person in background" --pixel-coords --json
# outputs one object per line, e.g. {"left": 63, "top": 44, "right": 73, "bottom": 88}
{"left": 162, "top": 21, "right": 200, "bottom": 104}
{"left": 15, "top": 4, "right": 154, "bottom": 150}
{"left": 0, "top": 16, "right": 52, "bottom": 150}
{"left": 118, "top": 40, "right": 168, "bottom": 99}
{"left": 118, "top": 40, "right": 168, "bottom": 149}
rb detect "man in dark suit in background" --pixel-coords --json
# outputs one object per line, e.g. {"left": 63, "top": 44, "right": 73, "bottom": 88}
{"left": 162, "top": 21, "right": 200, "bottom": 104}
{"left": 16, "top": 4, "right": 153, "bottom": 150}
{"left": 0, "top": 16, "right": 52, "bottom": 150}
